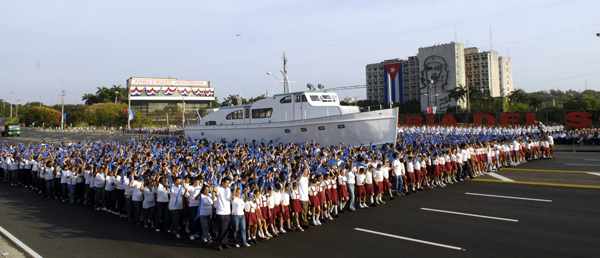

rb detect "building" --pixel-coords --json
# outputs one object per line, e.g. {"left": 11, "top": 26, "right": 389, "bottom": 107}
{"left": 499, "top": 56, "right": 513, "bottom": 97}
{"left": 365, "top": 42, "right": 512, "bottom": 113}
{"left": 402, "top": 56, "right": 420, "bottom": 102}
{"left": 418, "top": 42, "right": 466, "bottom": 113}
{"left": 127, "top": 77, "right": 215, "bottom": 123}
{"left": 343, "top": 96, "right": 358, "bottom": 103}
{"left": 464, "top": 47, "right": 500, "bottom": 97}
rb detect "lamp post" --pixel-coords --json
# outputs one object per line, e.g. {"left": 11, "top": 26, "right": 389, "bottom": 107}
{"left": 10, "top": 92, "right": 13, "bottom": 118}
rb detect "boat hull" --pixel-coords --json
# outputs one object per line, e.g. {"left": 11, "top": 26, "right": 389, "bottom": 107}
{"left": 185, "top": 108, "right": 398, "bottom": 146}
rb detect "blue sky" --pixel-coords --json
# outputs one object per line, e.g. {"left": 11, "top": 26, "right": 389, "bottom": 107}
{"left": 1, "top": 0, "right": 599, "bottom": 105}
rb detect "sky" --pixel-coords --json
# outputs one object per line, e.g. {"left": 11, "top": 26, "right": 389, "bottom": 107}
{"left": 1, "top": 0, "right": 599, "bottom": 105}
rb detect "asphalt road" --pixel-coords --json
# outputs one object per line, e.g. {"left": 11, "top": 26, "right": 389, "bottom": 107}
{"left": 1, "top": 132, "right": 599, "bottom": 258}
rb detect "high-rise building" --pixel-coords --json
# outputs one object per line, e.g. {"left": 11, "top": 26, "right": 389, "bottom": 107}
{"left": 418, "top": 42, "right": 466, "bottom": 113}
{"left": 402, "top": 56, "right": 420, "bottom": 102}
{"left": 464, "top": 47, "right": 500, "bottom": 97}
{"left": 499, "top": 56, "right": 513, "bottom": 97}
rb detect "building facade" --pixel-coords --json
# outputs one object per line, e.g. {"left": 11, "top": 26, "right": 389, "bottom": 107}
{"left": 402, "top": 56, "right": 420, "bottom": 102}
{"left": 464, "top": 47, "right": 501, "bottom": 97}
{"left": 127, "top": 77, "right": 215, "bottom": 122}
{"left": 366, "top": 58, "right": 403, "bottom": 104}
{"left": 418, "top": 42, "right": 466, "bottom": 113}
{"left": 499, "top": 56, "right": 513, "bottom": 97}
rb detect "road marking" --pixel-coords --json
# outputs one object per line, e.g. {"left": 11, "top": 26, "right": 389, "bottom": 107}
{"left": 587, "top": 173, "right": 600, "bottom": 177}
{"left": 354, "top": 228, "right": 464, "bottom": 251}
{"left": 583, "top": 159, "right": 600, "bottom": 162}
{"left": 503, "top": 168, "right": 596, "bottom": 174}
{"left": 421, "top": 208, "right": 518, "bottom": 222}
{"left": 486, "top": 172, "right": 514, "bottom": 182}
{"left": 565, "top": 163, "right": 600, "bottom": 167}
{"left": 0, "top": 226, "right": 43, "bottom": 258}
{"left": 465, "top": 192, "right": 552, "bottom": 202}
{"left": 471, "top": 179, "right": 600, "bottom": 189}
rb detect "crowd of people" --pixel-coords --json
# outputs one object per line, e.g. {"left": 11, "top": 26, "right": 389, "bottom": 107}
{"left": 0, "top": 123, "right": 558, "bottom": 250}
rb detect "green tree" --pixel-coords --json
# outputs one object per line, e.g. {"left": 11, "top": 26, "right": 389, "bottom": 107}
{"left": 508, "top": 89, "right": 529, "bottom": 104}
{"left": 21, "top": 106, "right": 61, "bottom": 127}
{"left": 528, "top": 96, "right": 543, "bottom": 111}
{"left": 448, "top": 84, "right": 467, "bottom": 112}
{"left": 564, "top": 96, "right": 600, "bottom": 110}
{"left": 248, "top": 94, "right": 266, "bottom": 103}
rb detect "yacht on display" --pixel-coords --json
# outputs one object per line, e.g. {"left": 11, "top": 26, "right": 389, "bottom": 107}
{"left": 185, "top": 55, "right": 398, "bottom": 146}
{"left": 185, "top": 90, "right": 398, "bottom": 146}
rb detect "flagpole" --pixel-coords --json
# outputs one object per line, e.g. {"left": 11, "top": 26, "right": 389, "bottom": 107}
{"left": 128, "top": 84, "right": 131, "bottom": 129}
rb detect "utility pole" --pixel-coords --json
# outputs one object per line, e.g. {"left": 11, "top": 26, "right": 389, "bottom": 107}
{"left": 127, "top": 85, "right": 131, "bottom": 129}
{"left": 61, "top": 90, "right": 66, "bottom": 129}
{"left": 16, "top": 100, "right": 20, "bottom": 118}
{"left": 182, "top": 95, "right": 186, "bottom": 127}
{"left": 282, "top": 53, "right": 290, "bottom": 93}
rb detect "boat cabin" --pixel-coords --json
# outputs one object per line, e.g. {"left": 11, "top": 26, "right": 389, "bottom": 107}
{"left": 200, "top": 91, "right": 360, "bottom": 126}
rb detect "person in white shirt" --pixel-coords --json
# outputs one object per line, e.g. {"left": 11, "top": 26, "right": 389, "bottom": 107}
{"left": 199, "top": 185, "right": 215, "bottom": 244}
{"left": 104, "top": 169, "right": 117, "bottom": 212}
{"left": 130, "top": 176, "right": 144, "bottom": 226}
{"left": 141, "top": 179, "right": 157, "bottom": 229}
{"left": 392, "top": 155, "right": 405, "bottom": 196}
{"left": 155, "top": 176, "right": 170, "bottom": 232}
{"left": 231, "top": 186, "right": 250, "bottom": 248}
{"left": 93, "top": 166, "right": 107, "bottom": 210}
{"left": 43, "top": 161, "right": 56, "bottom": 198}
{"left": 345, "top": 163, "right": 356, "bottom": 211}
{"left": 169, "top": 175, "right": 188, "bottom": 239}
{"left": 186, "top": 177, "right": 202, "bottom": 240}
{"left": 297, "top": 161, "right": 311, "bottom": 227}
{"left": 214, "top": 177, "right": 232, "bottom": 250}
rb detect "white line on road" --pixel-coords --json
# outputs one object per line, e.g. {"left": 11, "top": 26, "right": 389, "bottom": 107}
{"left": 465, "top": 192, "right": 552, "bottom": 202}
{"left": 421, "top": 208, "right": 519, "bottom": 222}
{"left": 486, "top": 172, "right": 514, "bottom": 182}
{"left": 0, "top": 226, "right": 43, "bottom": 258}
{"left": 586, "top": 173, "right": 600, "bottom": 177}
{"left": 565, "top": 163, "right": 600, "bottom": 167}
{"left": 583, "top": 159, "right": 600, "bottom": 162}
{"left": 354, "top": 228, "right": 465, "bottom": 251}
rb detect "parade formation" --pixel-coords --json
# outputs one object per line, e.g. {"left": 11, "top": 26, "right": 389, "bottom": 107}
{"left": 0, "top": 124, "right": 558, "bottom": 250}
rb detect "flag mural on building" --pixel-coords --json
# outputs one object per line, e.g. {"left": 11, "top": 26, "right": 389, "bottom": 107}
{"left": 383, "top": 62, "right": 403, "bottom": 106}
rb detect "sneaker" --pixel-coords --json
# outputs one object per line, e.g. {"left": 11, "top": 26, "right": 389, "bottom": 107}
{"left": 194, "top": 233, "right": 200, "bottom": 238}
{"left": 155, "top": 228, "right": 160, "bottom": 232}
{"left": 189, "top": 235, "right": 195, "bottom": 240}
{"left": 280, "top": 228, "right": 286, "bottom": 234}
{"left": 235, "top": 244, "right": 240, "bottom": 248}
{"left": 216, "top": 246, "right": 222, "bottom": 251}
{"left": 244, "top": 243, "right": 251, "bottom": 247}
{"left": 296, "top": 226, "right": 304, "bottom": 232}
{"left": 102, "top": 207, "right": 107, "bottom": 211}
{"left": 176, "top": 234, "right": 181, "bottom": 239}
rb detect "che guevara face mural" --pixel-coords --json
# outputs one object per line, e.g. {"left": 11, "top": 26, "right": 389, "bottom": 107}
{"left": 420, "top": 55, "right": 449, "bottom": 91}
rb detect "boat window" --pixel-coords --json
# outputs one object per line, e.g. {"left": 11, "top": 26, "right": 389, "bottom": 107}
{"left": 309, "top": 95, "right": 321, "bottom": 102}
{"left": 280, "top": 96, "right": 292, "bottom": 104}
{"left": 295, "top": 94, "right": 307, "bottom": 102}
{"left": 226, "top": 110, "right": 244, "bottom": 120}
{"left": 205, "top": 121, "right": 216, "bottom": 125}
{"left": 252, "top": 108, "right": 273, "bottom": 119}
{"left": 245, "top": 108, "right": 250, "bottom": 119}
{"left": 320, "top": 95, "right": 335, "bottom": 102}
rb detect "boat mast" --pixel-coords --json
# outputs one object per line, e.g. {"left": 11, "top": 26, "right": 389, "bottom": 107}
{"left": 281, "top": 53, "right": 290, "bottom": 93}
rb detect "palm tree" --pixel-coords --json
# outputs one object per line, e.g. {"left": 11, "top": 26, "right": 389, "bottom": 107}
{"left": 111, "top": 85, "right": 126, "bottom": 104}
{"left": 529, "top": 96, "right": 542, "bottom": 111}
{"left": 82, "top": 93, "right": 98, "bottom": 105}
{"left": 448, "top": 85, "right": 467, "bottom": 112}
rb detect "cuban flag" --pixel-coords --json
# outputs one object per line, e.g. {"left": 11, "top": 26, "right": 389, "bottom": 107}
{"left": 427, "top": 106, "right": 437, "bottom": 114}
{"left": 146, "top": 87, "right": 160, "bottom": 96}
{"left": 179, "top": 87, "right": 191, "bottom": 96}
{"left": 130, "top": 87, "right": 144, "bottom": 96}
{"left": 196, "top": 110, "right": 201, "bottom": 121}
{"left": 60, "top": 113, "right": 67, "bottom": 122}
{"left": 383, "top": 62, "right": 403, "bottom": 106}
{"left": 206, "top": 88, "right": 214, "bottom": 96}
{"left": 124, "top": 109, "right": 135, "bottom": 120}
{"left": 163, "top": 87, "right": 177, "bottom": 95}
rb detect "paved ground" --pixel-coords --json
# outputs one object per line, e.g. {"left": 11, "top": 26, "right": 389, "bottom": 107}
{"left": 1, "top": 132, "right": 599, "bottom": 258}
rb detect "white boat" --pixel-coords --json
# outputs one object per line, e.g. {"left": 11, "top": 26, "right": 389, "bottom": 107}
{"left": 185, "top": 91, "right": 398, "bottom": 146}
